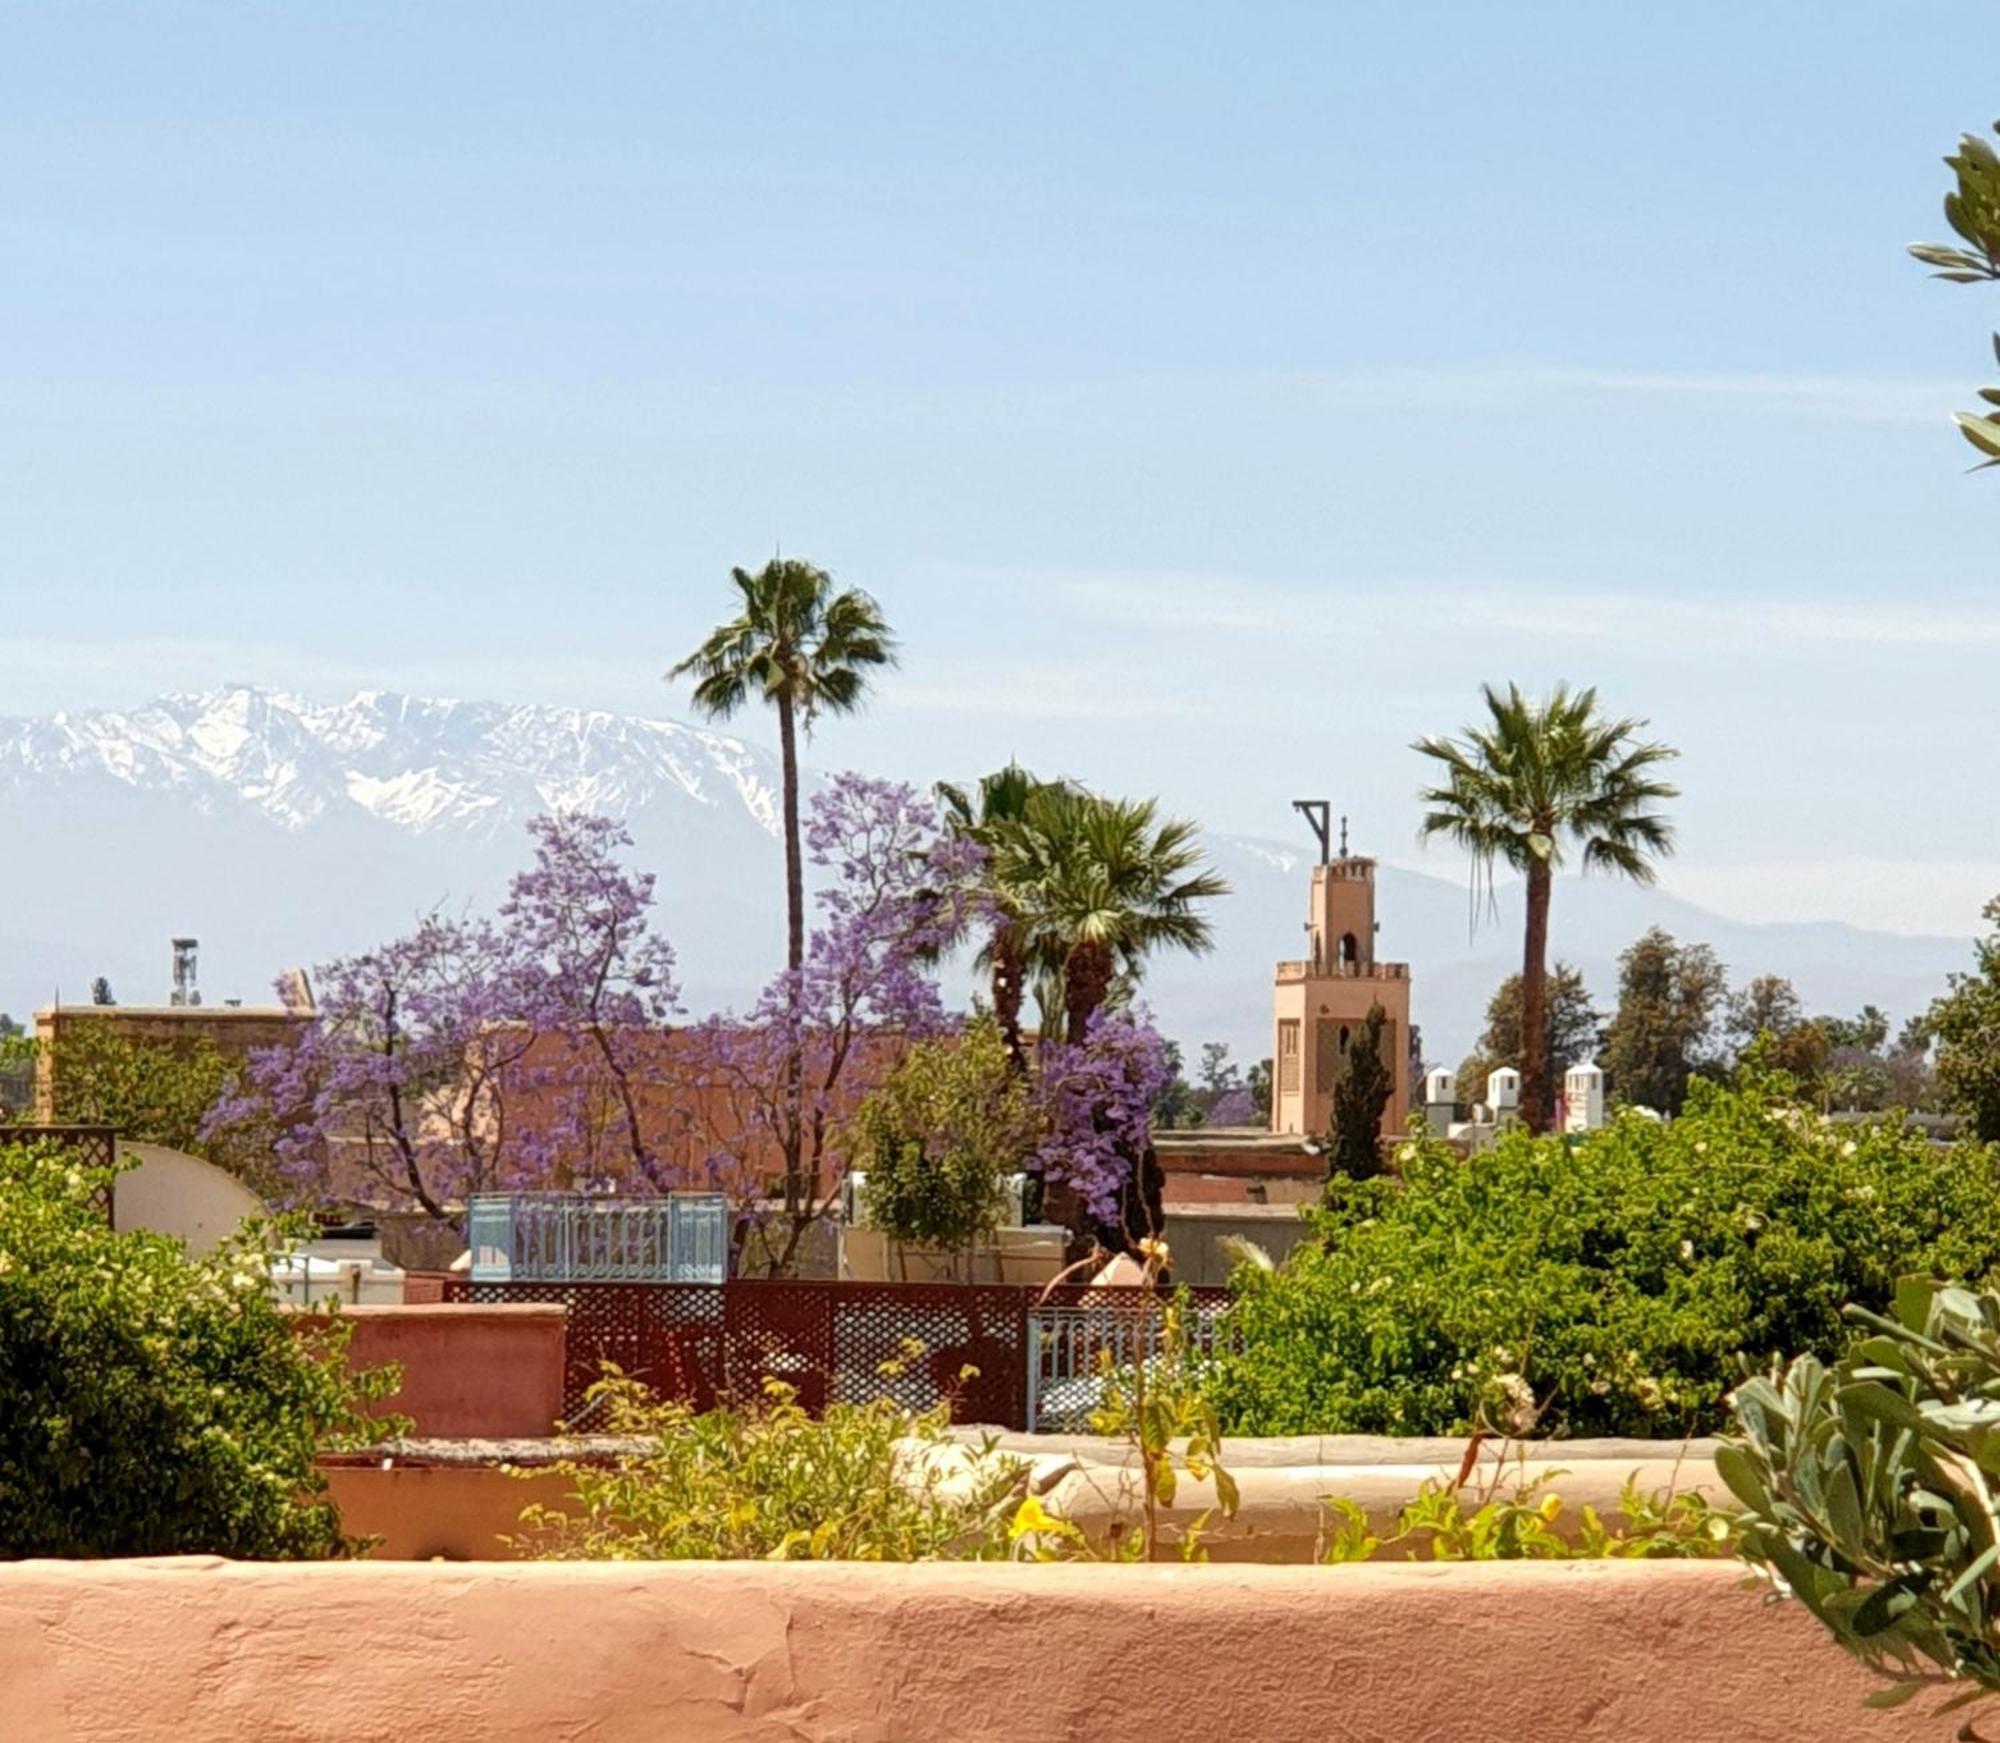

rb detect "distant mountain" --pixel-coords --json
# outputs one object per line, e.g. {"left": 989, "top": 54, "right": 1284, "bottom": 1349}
{"left": 0, "top": 687, "right": 1973, "bottom": 1069}
{"left": 0, "top": 687, "right": 805, "bottom": 1022}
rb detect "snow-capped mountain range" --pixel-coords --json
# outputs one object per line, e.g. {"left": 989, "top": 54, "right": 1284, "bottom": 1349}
{"left": 0, "top": 686, "right": 1977, "bottom": 1068}
{"left": 0, "top": 688, "right": 784, "bottom": 838}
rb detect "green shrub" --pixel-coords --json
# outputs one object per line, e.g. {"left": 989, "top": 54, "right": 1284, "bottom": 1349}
{"left": 852, "top": 1017, "right": 1035, "bottom": 1255}
{"left": 518, "top": 1363, "right": 1029, "bottom": 1561}
{"left": 1208, "top": 1076, "right": 2000, "bottom": 1439}
{"left": 1724, "top": 1277, "right": 2000, "bottom": 1719}
{"left": 0, "top": 1143, "right": 393, "bottom": 1557}
{"left": 1320, "top": 1471, "right": 1732, "bottom": 1563}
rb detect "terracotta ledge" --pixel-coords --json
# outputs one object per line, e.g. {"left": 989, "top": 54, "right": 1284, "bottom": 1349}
{"left": 0, "top": 1559, "right": 1926, "bottom": 1742}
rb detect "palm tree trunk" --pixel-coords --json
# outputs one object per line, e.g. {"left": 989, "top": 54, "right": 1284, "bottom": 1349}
{"left": 1520, "top": 860, "right": 1553, "bottom": 1133}
{"left": 777, "top": 689, "right": 806, "bottom": 1240}
{"left": 777, "top": 692, "right": 804, "bottom": 975}
{"left": 992, "top": 923, "right": 1027, "bottom": 1070}
{"left": 1063, "top": 941, "right": 1113, "bottom": 1045}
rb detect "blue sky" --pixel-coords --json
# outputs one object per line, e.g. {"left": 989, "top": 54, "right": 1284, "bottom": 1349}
{"left": 4, "top": 3, "right": 1998, "bottom": 934}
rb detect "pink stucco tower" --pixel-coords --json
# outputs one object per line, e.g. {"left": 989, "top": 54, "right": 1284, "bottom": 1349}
{"left": 1269, "top": 844, "right": 1411, "bottom": 1138}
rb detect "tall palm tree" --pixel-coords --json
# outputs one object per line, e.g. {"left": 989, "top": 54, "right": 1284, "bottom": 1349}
{"left": 1415, "top": 683, "right": 1678, "bottom": 1133}
{"left": 670, "top": 560, "right": 896, "bottom": 975}
{"left": 1011, "top": 787, "right": 1230, "bottom": 1044}
{"left": 935, "top": 763, "right": 1070, "bottom": 1070}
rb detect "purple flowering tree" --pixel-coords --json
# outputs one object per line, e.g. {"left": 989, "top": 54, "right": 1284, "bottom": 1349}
{"left": 1033, "top": 1008, "right": 1173, "bottom": 1253}
{"left": 207, "top": 813, "right": 682, "bottom": 1223}
{"left": 677, "top": 773, "right": 985, "bottom": 1274}
{"left": 203, "top": 913, "right": 527, "bottom": 1220}
{"left": 499, "top": 812, "right": 681, "bottom": 1189}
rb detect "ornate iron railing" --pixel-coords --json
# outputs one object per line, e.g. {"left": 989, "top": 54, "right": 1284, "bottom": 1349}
{"left": 465, "top": 1191, "right": 728, "bottom": 1284}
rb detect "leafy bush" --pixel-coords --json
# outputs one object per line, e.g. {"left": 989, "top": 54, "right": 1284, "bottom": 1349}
{"left": 0, "top": 1143, "right": 393, "bottom": 1557}
{"left": 42, "top": 1023, "right": 277, "bottom": 1197}
{"left": 1724, "top": 1277, "right": 2000, "bottom": 1719}
{"left": 853, "top": 1017, "right": 1035, "bottom": 1253}
{"left": 1321, "top": 1470, "right": 1732, "bottom": 1563}
{"left": 1208, "top": 1076, "right": 2000, "bottom": 1439}
{"left": 518, "top": 1368, "right": 1029, "bottom": 1561}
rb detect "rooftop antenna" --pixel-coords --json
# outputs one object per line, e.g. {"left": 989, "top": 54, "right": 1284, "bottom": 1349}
{"left": 170, "top": 937, "right": 200, "bottom": 1008}
{"left": 1291, "top": 800, "right": 1332, "bottom": 865}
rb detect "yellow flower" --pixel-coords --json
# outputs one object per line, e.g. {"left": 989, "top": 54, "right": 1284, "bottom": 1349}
{"left": 1008, "top": 1495, "right": 1062, "bottom": 1541}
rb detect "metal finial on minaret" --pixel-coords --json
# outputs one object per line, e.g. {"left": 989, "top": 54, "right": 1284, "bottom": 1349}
{"left": 1339, "top": 815, "right": 1349, "bottom": 857}
{"left": 1291, "top": 800, "right": 1332, "bottom": 865}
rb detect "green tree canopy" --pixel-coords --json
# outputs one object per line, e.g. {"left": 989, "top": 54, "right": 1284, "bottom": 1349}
{"left": 1209, "top": 1076, "right": 2000, "bottom": 1441}
{"left": 998, "top": 785, "right": 1229, "bottom": 1045}
{"left": 935, "top": 762, "right": 1073, "bottom": 1068}
{"left": 850, "top": 1018, "right": 1036, "bottom": 1261}
{"left": 1600, "top": 927, "right": 1727, "bottom": 1115}
{"left": 1455, "top": 962, "right": 1602, "bottom": 1106}
{"left": 671, "top": 558, "right": 896, "bottom": 976}
{"left": 1927, "top": 897, "right": 2000, "bottom": 1141}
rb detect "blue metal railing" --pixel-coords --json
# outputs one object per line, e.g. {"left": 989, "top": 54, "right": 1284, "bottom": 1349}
{"left": 466, "top": 1191, "right": 729, "bottom": 1283}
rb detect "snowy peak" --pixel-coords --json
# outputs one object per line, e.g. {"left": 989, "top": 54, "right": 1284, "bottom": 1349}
{"left": 0, "top": 686, "right": 788, "bottom": 839}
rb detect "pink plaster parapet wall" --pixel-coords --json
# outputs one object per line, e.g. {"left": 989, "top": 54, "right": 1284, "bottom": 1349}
{"left": 0, "top": 1558, "right": 1939, "bottom": 1743}
{"left": 330, "top": 1303, "right": 566, "bottom": 1439}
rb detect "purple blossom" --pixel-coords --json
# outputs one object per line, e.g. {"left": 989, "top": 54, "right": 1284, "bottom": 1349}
{"left": 206, "top": 780, "right": 974, "bottom": 1252}
{"left": 206, "top": 811, "right": 685, "bottom": 1219}
{"left": 675, "top": 775, "right": 985, "bottom": 1270}
{"left": 1033, "top": 1009, "right": 1171, "bottom": 1222}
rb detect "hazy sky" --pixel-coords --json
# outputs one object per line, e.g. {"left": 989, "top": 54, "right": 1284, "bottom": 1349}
{"left": 5, "top": 4, "right": 1998, "bottom": 936}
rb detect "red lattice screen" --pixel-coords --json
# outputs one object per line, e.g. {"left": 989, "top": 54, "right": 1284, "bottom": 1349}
{"left": 444, "top": 1278, "right": 1229, "bottom": 1430}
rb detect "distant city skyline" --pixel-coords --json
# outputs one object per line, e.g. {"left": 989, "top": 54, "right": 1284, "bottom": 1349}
{"left": 4, "top": 4, "right": 1997, "bottom": 938}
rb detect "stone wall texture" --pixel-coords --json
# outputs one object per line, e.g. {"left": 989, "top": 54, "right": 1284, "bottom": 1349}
{"left": 0, "top": 1558, "right": 1937, "bottom": 1742}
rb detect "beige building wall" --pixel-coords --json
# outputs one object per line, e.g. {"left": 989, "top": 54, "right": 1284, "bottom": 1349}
{"left": 1270, "top": 855, "right": 1412, "bottom": 1138}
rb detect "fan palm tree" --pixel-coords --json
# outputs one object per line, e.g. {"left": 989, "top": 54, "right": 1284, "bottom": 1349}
{"left": 1415, "top": 683, "right": 1678, "bottom": 1133}
{"left": 670, "top": 559, "right": 896, "bottom": 975}
{"left": 935, "top": 763, "right": 1072, "bottom": 1070}
{"left": 1011, "top": 787, "right": 1230, "bottom": 1044}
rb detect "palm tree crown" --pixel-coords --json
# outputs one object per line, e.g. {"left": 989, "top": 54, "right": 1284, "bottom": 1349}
{"left": 935, "top": 763, "right": 1074, "bottom": 1067}
{"left": 670, "top": 558, "right": 895, "bottom": 982}
{"left": 670, "top": 559, "right": 896, "bottom": 734}
{"left": 1414, "top": 682, "right": 1677, "bottom": 1131}
{"left": 1413, "top": 683, "right": 1678, "bottom": 885}
{"left": 1006, "top": 787, "right": 1230, "bottom": 1045}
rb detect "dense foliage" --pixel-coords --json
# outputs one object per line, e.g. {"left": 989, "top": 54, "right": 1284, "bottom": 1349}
{"left": 47, "top": 1022, "right": 233, "bottom": 1154}
{"left": 1208, "top": 1077, "right": 2000, "bottom": 1439}
{"left": 1455, "top": 963, "right": 1602, "bottom": 1109}
{"left": 0, "top": 1143, "right": 392, "bottom": 1557}
{"left": 1600, "top": 927, "right": 1727, "bottom": 1114}
{"left": 518, "top": 1369, "right": 1024, "bottom": 1561}
{"left": 1928, "top": 896, "right": 2000, "bottom": 1142}
{"left": 853, "top": 1017, "right": 1034, "bottom": 1252}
